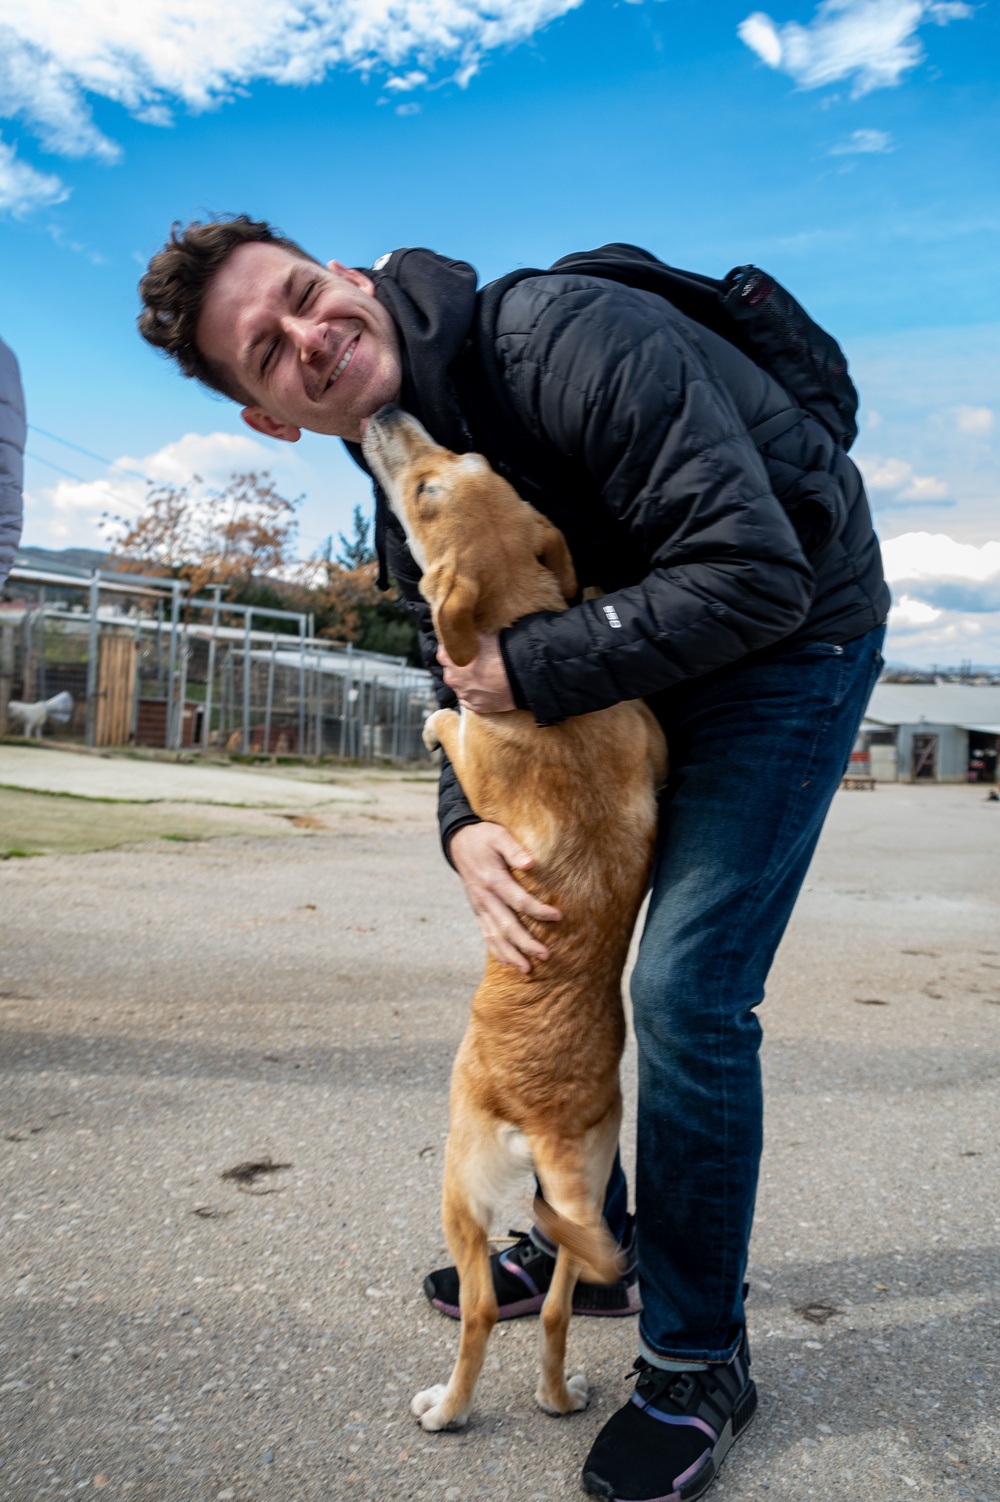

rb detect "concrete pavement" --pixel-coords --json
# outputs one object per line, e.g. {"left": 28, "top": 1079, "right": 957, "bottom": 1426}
{"left": 1, "top": 773, "right": 998, "bottom": 1501}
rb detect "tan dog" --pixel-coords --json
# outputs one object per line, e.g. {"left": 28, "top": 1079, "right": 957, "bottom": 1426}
{"left": 362, "top": 406, "right": 666, "bottom": 1432}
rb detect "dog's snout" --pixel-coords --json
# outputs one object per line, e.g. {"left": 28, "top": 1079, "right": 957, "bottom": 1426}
{"left": 371, "top": 402, "right": 406, "bottom": 432}
{"left": 362, "top": 407, "right": 442, "bottom": 493}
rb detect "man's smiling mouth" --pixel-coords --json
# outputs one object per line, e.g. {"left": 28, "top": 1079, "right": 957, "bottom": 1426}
{"left": 326, "top": 336, "right": 359, "bottom": 391}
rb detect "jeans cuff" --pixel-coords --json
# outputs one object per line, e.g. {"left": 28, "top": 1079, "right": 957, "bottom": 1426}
{"left": 639, "top": 1323, "right": 743, "bottom": 1368}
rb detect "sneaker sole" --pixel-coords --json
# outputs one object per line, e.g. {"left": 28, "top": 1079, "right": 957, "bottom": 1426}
{"left": 581, "top": 1379, "right": 757, "bottom": 1502}
{"left": 425, "top": 1279, "right": 642, "bottom": 1322}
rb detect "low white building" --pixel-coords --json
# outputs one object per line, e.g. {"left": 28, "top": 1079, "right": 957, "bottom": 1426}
{"left": 860, "top": 683, "right": 1000, "bottom": 783}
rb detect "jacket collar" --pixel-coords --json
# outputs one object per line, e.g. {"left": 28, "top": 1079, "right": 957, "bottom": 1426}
{"left": 342, "top": 246, "right": 479, "bottom": 586}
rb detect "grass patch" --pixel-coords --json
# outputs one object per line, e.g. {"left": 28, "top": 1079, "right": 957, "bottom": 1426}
{"left": 0, "top": 786, "right": 297, "bottom": 855}
{"left": 0, "top": 781, "right": 130, "bottom": 804}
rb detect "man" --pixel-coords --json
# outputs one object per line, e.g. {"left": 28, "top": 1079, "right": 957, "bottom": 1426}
{"left": 138, "top": 216, "right": 888, "bottom": 1502}
{"left": 0, "top": 335, "right": 25, "bottom": 589}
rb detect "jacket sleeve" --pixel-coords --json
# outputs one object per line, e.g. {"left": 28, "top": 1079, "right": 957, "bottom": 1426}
{"left": 0, "top": 338, "right": 25, "bottom": 588}
{"left": 383, "top": 499, "right": 481, "bottom": 859}
{"left": 493, "top": 279, "right": 816, "bottom": 723}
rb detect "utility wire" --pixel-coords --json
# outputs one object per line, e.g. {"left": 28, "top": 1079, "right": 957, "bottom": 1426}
{"left": 27, "top": 423, "right": 152, "bottom": 483}
{"left": 25, "top": 450, "right": 142, "bottom": 519}
{"left": 27, "top": 426, "right": 335, "bottom": 554}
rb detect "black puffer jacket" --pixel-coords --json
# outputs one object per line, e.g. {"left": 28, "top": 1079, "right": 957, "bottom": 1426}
{"left": 346, "top": 249, "right": 889, "bottom": 853}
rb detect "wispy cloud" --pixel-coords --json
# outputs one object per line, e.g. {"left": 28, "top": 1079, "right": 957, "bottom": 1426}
{"left": 953, "top": 406, "right": 994, "bottom": 436}
{"left": 830, "top": 126, "right": 894, "bottom": 153}
{"left": 0, "top": 0, "right": 582, "bottom": 213}
{"left": 0, "top": 132, "right": 67, "bottom": 215}
{"left": 738, "top": 0, "right": 974, "bottom": 97}
{"left": 861, "top": 454, "right": 951, "bottom": 504}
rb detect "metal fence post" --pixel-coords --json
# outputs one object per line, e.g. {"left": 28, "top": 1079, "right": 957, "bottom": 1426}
{"left": 0, "top": 620, "right": 14, "bottom": 736}
{"left": 264, "top": 635, "right": 276, "bottom": 755}
{"left": 202, "top": 585, "right": 221, "bottom": 752}
{"left": 339, "top": 645, "right": 351, "bottom": 759}
{"left": 314, "top": 650, "right": 323, "bottom": 757}
{"left": 298, "top": 618, "right": 306, "bottom": 756}
{"left": 85, "top": 571, "right": 100, "bottom": 748}
{"left": 242, "top": 609, "right": 252, "bottom": 755}
{"left": 155, "top": 598, "right": 164, "bottom": 696}
{"left": 37, "top": 590, "right": 47, "bottom": 704}
{"left": 369, "top": 675, "right": 379, "bottom": 762}
{"left": 130, "top": 615, "right": 142, "bottom": 743}
{"left": 165, "top": 582, "right": 181, "bottom": 749}
{"left": 175, "top": 628, "right": 189, "bottom": 751}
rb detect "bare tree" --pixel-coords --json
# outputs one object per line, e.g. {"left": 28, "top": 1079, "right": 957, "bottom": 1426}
{"left": 104, "top": 471, "right": 300, "bottom": 598}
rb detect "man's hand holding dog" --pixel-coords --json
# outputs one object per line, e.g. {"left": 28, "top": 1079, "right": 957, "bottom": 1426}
{"left": 440, "top": 634, "right": 561, "bottom": 973}
{"left": 449, "top": 824, "right": 562, "bottom": 973}
{"left": 438, "top": 634, "right": 515, "bottom": 714}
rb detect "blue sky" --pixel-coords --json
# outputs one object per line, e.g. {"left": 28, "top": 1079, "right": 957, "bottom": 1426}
{"left": 1, "top": 0, "right": 997, "bottom": 664}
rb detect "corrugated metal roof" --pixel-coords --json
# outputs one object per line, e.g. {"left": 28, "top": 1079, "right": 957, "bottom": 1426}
{"left": 866, "top": 683, "right": 1000, "bottom": 727}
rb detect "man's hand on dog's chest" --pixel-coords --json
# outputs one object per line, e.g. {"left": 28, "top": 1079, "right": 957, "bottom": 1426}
{"left": 438, "top": 634, "right": 515, "bottom": 714}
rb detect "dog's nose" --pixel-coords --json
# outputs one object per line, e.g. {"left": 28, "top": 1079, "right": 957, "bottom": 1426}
{"left": 371, "top": 402, "right": 405, "bottom": 432}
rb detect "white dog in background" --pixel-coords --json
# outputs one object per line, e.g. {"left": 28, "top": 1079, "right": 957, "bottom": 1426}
{"left": 7, "top": 691, "right": 74, "bottom": 738}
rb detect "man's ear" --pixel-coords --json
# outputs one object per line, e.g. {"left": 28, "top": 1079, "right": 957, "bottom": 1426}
{"left": 242, "top": 407, "right": 302, "bottom": 444}
{"left": 326, "top": 260, "right": 376, "bottom": 297}
{"left": 433, "top": 572, "right": 481, "bottom": 667}
{"left": 535, "top": 515, "right": 577, "bottom": 600}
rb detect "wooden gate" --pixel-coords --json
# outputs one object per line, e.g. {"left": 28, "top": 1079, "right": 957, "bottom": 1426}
{"left": 95, "top": 632, "right": 137, "bottom": 747}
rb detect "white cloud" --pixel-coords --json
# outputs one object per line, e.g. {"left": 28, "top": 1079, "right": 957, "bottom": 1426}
{"left": 0, "top": 132, "right": 67, "bottom": 215}
{"left": 738, "top": 0, "right": 974, "bottom": 97}
{"left": 881, "top": 531, "right": 1000, "bottom": 663}
{"left": 830, "top": 127, "right": 894, "bottom": 154}
{"left": 23, "top": 426, "right": 377, "bottom": 556}
{"left": 881, "top": 531, "right": 1000, "bottom": 586}
{"left": 954, "top": 406, "right": 994, "bottom": 435}
{"left": 738, "top": 11, "right": 784, "bottom": 66}
{"left": 861, "top": 454, "right": 950, "bottom": 502}
{"left": 25, "top": 430, "right": 289, "bottom": 548}
{"left": 888, "top": 592, "right": 941, "bottom": 627}
{"left": 0, "top": 0, "right": 582, "bottom": 199}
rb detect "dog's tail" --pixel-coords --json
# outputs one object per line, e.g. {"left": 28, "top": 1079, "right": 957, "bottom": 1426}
{"left": 532, "top": 1195, "right": 626, "bottom": 1284}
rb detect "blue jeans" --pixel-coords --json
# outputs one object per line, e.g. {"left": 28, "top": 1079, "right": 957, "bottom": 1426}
{"left": 601, "top": 626, "right": 885, "bottom": 1363}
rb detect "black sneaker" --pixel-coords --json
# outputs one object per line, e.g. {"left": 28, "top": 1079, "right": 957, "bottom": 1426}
{"left": 422, "top": 1215, "right": 640, "bottom": 1321}
{"left": 581, "top": 1334, "right": 756, "bottom": 1501}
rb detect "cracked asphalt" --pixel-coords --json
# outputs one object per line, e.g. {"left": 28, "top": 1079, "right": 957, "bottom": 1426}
{"left": 1, "top": 760, "right": 998, "bottom": 1501}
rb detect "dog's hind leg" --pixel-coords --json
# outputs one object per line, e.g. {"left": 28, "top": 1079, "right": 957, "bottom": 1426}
{"left": 411, "top": 1105, "right": 509, "bottom": 1432}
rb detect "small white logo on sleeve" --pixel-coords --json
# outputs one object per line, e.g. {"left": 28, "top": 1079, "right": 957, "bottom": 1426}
{"left": 603, "top": 604, "right": 623, "bottom": 629}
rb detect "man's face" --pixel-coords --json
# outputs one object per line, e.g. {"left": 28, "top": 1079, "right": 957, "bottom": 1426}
{"left": 196, "top": 241, "right": 403, "bottom": 443}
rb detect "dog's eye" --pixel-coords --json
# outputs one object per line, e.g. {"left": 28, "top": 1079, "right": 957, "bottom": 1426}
{"left": 415, "top": 481, "right": 425, "bottom": 498}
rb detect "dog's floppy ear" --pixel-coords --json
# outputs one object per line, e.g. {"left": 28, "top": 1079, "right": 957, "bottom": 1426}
{"left": 433, "top": 572, "right": 481, "bottom": 666}
{"left": 534, "top": 515, "right": 577, "bottom": 600}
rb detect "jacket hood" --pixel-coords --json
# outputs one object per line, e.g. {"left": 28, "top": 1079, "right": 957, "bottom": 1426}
{"left": 343, "top": 247, "right": 479, "bottom": 586}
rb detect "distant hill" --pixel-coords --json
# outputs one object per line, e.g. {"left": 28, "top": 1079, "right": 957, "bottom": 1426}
{"left": 14, "top": 545, "right": 111, "bottom": 576}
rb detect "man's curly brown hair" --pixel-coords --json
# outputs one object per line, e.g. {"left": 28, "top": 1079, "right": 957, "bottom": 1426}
{"left": 137, "top": 215, "right": 320, "bottom": 404}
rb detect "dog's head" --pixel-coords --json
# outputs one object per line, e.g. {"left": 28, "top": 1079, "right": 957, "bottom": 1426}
{"left": 361, "top": 406, "right": 576, "bottom": 667}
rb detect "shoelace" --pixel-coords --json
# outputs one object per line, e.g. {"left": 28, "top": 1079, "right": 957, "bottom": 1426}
{"left": 626, "top": 1358, "right": 722, "bottom": 1412}
{"left": 502, "top": 1230, "right": 549, "bottom": 1266}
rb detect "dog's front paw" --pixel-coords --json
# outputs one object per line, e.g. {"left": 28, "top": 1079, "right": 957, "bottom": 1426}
{"left": 411, "top": 1383, "right": 468, "bottom": 1432}
{"left": 535, "top": 1371, "right": 589, "bottom": 1416}
{"left": 422, "top": 712, "right": 444, "bottom": 751}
